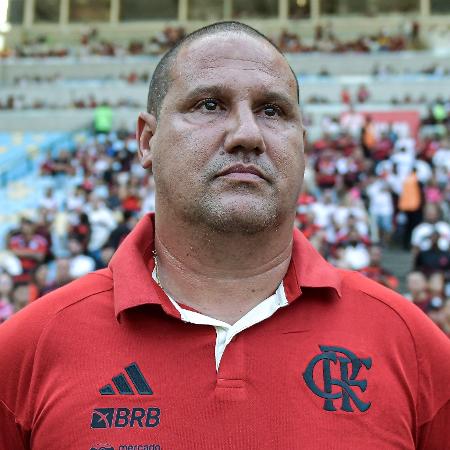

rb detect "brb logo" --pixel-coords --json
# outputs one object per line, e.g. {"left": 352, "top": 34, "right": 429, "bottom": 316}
{"left": 92, "top": 363, "right": 160, "bottom": 430}
{"left": 91, "top": 408, "right": 160, "bottom": 429}
{"left": 303, "top": 345, "right": 372, "bottom": 413}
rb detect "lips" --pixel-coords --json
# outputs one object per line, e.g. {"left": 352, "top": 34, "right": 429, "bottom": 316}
{"left": 217, "top": 164, "right": 266, "bottom": 180}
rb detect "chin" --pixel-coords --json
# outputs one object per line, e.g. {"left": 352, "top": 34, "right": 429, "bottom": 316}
{"left": 194, "top": 196, "right": 284, "bottom": 235}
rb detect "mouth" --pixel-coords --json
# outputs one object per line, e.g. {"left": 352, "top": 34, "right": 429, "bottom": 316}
{"left": 216, "top": 164, "right": 267, "bottom": 182}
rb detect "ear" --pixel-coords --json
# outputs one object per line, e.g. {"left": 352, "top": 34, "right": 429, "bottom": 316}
{"left": 136, "top": 112, "right": 157, "bottom": 170}
{"left": 301, "top": 126, "right": 308, "bottom": 148}
{"left": 302, "top": 125, "right": 307, "bottom": 141}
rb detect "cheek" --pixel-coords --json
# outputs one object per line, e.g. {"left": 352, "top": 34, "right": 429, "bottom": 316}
{"left": 267, "top": 129, "right": 305, "bottom": 179}
{"left": 153, "top": 117, "right": 223, "bottom": 180}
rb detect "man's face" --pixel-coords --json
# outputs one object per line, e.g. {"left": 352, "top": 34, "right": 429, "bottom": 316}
{"left": 150, "top": 33, "right": 305, "bottom": 234}
{"left": 407, "top": 272, "right": 427, "bottom": 297}
{"left": 424, "top": 204, "right": 439, "bottom": 223}
{"left": 369, "top": 246, "right": 382, "bottom": 264}
{"left": 21, "top": 220, "right": 34, "bottom": 237}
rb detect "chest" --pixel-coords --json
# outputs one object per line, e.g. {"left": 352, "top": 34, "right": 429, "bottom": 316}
{"left": 28, "top": 308, "right": 417, "bottom": 450}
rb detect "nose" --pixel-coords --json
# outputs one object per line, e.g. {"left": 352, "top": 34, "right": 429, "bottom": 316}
{"left": 224, "top": 103, "right": 266, "bottom": 155}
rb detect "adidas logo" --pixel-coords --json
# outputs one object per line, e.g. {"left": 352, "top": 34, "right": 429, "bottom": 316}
{"left": 99, "top": 362, "right": 153, "bottom": 396}
{"left": 91, "top": 362, "right": 160, "bottom": 429}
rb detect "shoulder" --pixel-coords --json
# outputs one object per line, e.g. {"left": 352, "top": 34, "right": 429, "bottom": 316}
{"left": 339, "top": 269, "right": 450, "bottom": 358}
{"left": 338, "top": 269, "right": 450, "bottom": 424}
{"left": 0, "top": 268, "right": 113, "bottom": 362}
{"left": 0, "top": 269, "right": 113, "bottom": 408}
{"left": 339, "top": 269, "right": 422, "bottom": 322}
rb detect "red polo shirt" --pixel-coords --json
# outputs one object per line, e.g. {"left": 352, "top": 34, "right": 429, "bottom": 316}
{"left": 1, "top": 214, "right": 449, "bottom": 450}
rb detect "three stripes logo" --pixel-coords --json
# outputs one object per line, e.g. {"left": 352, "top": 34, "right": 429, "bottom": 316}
{"left": 91, "top": 362, "right": 160, "bottom": 429}
{"left": 99, "top": 362, "right": 153, "bottom": 396}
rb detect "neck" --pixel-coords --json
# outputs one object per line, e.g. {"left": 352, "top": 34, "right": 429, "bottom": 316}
{"left": 154, "top": 213, "right": 294, "bottom": 325}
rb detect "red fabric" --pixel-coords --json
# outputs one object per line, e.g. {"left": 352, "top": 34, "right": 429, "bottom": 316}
{"left": 0, "top": 213, "right": 449, "bottom": 449}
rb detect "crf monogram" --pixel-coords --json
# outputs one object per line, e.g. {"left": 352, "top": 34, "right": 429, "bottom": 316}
{"left": 303, "top": 345, "right": 372, "bottom": 412}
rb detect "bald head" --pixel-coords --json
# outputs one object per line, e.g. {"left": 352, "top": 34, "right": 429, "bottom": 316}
{"left": 147, "top": 21, "right": 299, "bottom": 119}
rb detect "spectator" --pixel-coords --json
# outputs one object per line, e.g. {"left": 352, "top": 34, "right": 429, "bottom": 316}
{"left": 414, "top": 231, "right": 450, "bottom": 275}
{"left": 335, "top": 211, "right": 370, "bottom": 245}
{"left": 429, "top": 299, "right": 450, "bottom": 337}
{"left": 94, "top": 102, "right": 113, "bottom": 134}
{"left": 335, "top": 228, "right": 370, "bottom": 270}
{"left": 69, "top": 212, "right": 91, "bottom": 254}
{"left": 67, "top": 186, "right": 87, "bottom": 212}
{"left": 32, "top": 263, "right": 53, "bottom": 297}
{"left": 368, "top": 182, "right": 394, "bottom": 246}
{"left": 121, "top": 186, "right": 142, "bottom": 213}
{"left": 39, "top": 187, "right": 58, "bottom": 217}
{"left": 8, "top": 218, "right": 49, "bottom": 283}
{"left": 67, "top": 237, "right": 96, "bottom": 279}
{"left": 360, "top": 244, "right": 399, "bottom": 290}
{"left": 411, "top": 203, "right": 450, "bottom": 253}
{"left": 361, "top": 116, "right": 377, "bottom": 159}
{"left": 424, "top": 174, "right": 443, "bottom": 205}
{"left": 340, "top": 107, "right": 368, "bottom": 138}
{"left": 51, "top": 258, "right": 72, "bottom": 290}
{"left": 11, "top": 284, "right": 31, "bottom": 313}
{"left": 427, "top": 272, "right": 446, "bottom": 307}
{"left": 104, "top": 210, "right": 139, "bottom": 251}
{"left": 51, "top": 150, "right": 75, "bottom": 177}
{"left": 357, "top": 84, "right": 370, "bottom": 103}
{"left": 405, "top": 271, "right": 430, "bottom": 312}
{"left": 398, "top": 169, "right": 423, "bottom": 249}
{"left": 40, "top": 151, "right": 56, "bottom": 176}
{"left": 85, "top": 195, "right": 117, "bottom": 264}
{"left": 314, "top": 153, "right": 337, "bottom": 190}
{"left": 310, "top": 190, "right": 336, "bottom": 228}
{"left": 340, "top": 87, "right": 351, "bottom": 105}
{"left": 372, "top": 131, "right": 394, "bottom": 162}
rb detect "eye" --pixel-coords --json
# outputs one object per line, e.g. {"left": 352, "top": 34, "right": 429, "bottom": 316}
{"left": 263, "top": 104, "right": 282, "bottom": 117}
{"left": 199, "top": 98, "right": 220, "bottom": 111}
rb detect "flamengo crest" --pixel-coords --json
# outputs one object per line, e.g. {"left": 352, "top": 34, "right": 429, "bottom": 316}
{"left": 303, "top": 345, "right": 372, "bottom": 412}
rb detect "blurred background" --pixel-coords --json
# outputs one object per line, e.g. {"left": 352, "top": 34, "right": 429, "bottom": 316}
{"left": 0, "top": 0, "right": 449, "bottom": 334}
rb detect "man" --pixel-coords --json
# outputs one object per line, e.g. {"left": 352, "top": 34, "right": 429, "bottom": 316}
{"left": 1, "top": 22, "right": 449, "bottom": 449}
{"left": 360, "top": 244, "right": 399, "bottom": 291}
{"left": 411, "top": 203, "right": 450, "bottom": 254}
{"left": 8, "top": 217, "right": 49, "bottom": 283}
{"left": 415, "top": 230, "right": 450, "bottom": 275}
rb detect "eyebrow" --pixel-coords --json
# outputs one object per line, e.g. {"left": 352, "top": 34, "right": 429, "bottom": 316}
{"left": 257, "top": 90, "right": 297, "bottom": 108}
{"left": 184, "top": 84, "right": 297, "bottom": 107}
{"left": 184, "top": 85, "right": 225, "bottom": 101}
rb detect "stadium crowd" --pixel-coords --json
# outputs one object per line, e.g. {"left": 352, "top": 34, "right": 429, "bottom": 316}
{"left": 277, "top": 22, "right": 422, "bottom": 53}
{"left": 0, "top": 109, "right": 449, "bottom": 335}
{"left": 0, "top": 94, "right": 141, "bottom": 111}
{"left": 5, "top": 61, "right": 450, "bottom": 88}
{"left": 0, "top": 22, "right": 425, "bottom": 60}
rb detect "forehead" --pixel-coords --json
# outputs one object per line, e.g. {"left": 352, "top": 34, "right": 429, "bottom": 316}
{"left": 169, "top": 32, "right": 297, "bottom": 100}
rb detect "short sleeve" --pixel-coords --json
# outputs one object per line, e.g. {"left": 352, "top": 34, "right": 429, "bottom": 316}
{"left": 413, "top": 311, "right": 450, "bottom": 447}
{"left": 0, "top": 399, "right": 28, "bottom": 449}
{"left": 417, "top": 400, "right": 450, "bottom": 449}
